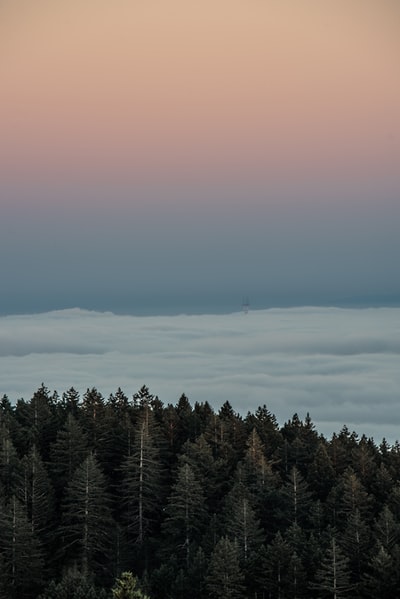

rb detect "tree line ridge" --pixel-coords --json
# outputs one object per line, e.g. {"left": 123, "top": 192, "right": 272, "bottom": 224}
{"left": 0, "top": 383, "right": 399, "bottom": 598}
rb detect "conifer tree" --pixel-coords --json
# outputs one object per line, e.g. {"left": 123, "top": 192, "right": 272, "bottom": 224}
{"left": 328, "top": 431, "right": 353, "bottom": 475}
{"left": 14, "top": 384, "right": 59, "bottom": 461}
{"left": 242, "top": 428, "right": 277, "bottom": 495}
{"left": 120, "top": 403, "right": 162, "bottom": 546}
{"left": 163, "top": 462, "right": 207, "bottom": 567}
{"left": 0, "top": 495, "right": 44, "bottom": 598}
{"left": 339, "top": 467, "right": 372, "bottom": 521}
{"left": 264, "top": 531, "right": 294, "bottom": 598}
{"left": 61, "top": 453, "right": 113, "bottom": 581}
{"left": 339, "top": 508, "right": 371, "bottom": 585}
{"left": 21, "top": 444, "right": 55, "bottom": 546}
{"left": 206, "top": 536, "right": 245, "bottom": 599}
{"left": 311, "top": 537, "right": 352, "bottom": 599}
{"left": 223, "top": 482, "right": 263, "bottom": 563}
{"left": 178, "top": 434, "right": 217, "bottom": 511}
{"left": 245, "top": 404, "right": 281, "bottom": 455}
{"left": 111, "top": 571, "right": 150, "bottom": 599}
{"left": 370, "top": 462, "right": 394, "bottom": 507}
{"left": 374, "top": 504, "right": 400, "bottom": 551}
{"left": 361, "top": 544, "right": 399, "bottom": 598}
{"left": 0, "top": 423, "right": 23, "bottom": 502}
{"left": 60, "top": 387, "right": 81, "bottom": 418}
{"left": 50, "top": 413, "right": 88, "bottom": 493}
{"left": 38, "top": 572, "right": 108, "bottom": 599}
{"left": 351, "top": 435, "right": 378, "bottom": 488}
{"left": 307, "top": 441, "right": 336, "bottom": 501}
{"left": 283, "top": 465, "right": 312, "bottom": 526}
{"left": 101, "top": 388, "right": 132, "bottom": 480}
{"left": 80, "top": 388, "right": 107, "bottom": 449}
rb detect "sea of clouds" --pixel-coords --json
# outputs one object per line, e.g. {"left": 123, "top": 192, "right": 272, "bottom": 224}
{"left": 1, "top": 307, "right": 400, "bottom": 443}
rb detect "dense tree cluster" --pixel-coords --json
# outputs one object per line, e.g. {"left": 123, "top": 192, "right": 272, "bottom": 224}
{"left": 1, "top": 383, "right": 400, "bottom": 598}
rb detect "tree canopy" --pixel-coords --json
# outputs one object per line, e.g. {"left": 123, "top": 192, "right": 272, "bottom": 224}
{"left": 0, "top": 385, "right": 399, "bottom": 598}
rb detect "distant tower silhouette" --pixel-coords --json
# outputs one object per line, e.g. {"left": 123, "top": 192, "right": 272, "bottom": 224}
{"left": 242, "top": 297, "right": 250, "bottom": 314}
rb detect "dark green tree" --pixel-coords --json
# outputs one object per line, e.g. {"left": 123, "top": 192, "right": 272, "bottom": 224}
{"left": 21, "top": 444, "right": 55, "bottom": 546}
{"left": 361, "top": 544, "right": 399, "bottom": 598}
{"left": 14, "top": 384, "right": 59, "bottom": 461}
{"left": 339, "top": 467, "right": 372, "bottom": 521}
{"left": 206, "top": 536, "right": 245, "bottom": 599}
{"left": 38, "top": 572, "right": 108, "bottom": 599}
{"left": 245, "top": 404, "right": 282, "bottom": 456}
{"left": 163, "top": 462, "right": 207, "bottom": 567}
{"left": 101, "top": 388, "right": 132, "bottom": 481}
{"left": 0, "top": 495, "right": 44, "bottom": 598}
{"left": 50, "top": 413, "right": 89, "bottom": 493}
{"left": 60, "top": 387, "right": 81, "bottom": 418}
{"left": 0, "top": 423, "right": 23, "bottom": 502}
{"left": 374, "top": 504, "right": 400, "bottom": 551}
{"left": 112, "top": 571, "right": 150, "bottom": 599}
{"left": 307, "top": 441, "right": 336, "bottom": 501}
{"left": 178, "top": 434, "right": 215, "bottom": 502}
{"left": 264, "top": 531, "right": 296, "bottom": 599}
{"left": 311, "top": 537, "right": 352, "bottom": 599}
{"left": 282, "top": 465, "right": 312, "bottom": 526}
{"left": 80, "top": 387, "right": 106, "bottom": 448}
{"left": 339, "top": 508, "right": 371, "bottom": 585}
{"left": 242, "top": 428, "right": 278, "bottom": 496}
{"left": 120, "top": 403, "right": 162, "bottom": 547}
{"left": 223, "top": 482, "right": 263, "bottom": 563}
{"left": 61, "top": 453, "right": 114, "bottom": 581}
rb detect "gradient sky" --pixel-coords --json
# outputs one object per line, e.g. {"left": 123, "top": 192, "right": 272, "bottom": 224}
{"left": 1, "top": 0, "right": 399, "bottom": 314}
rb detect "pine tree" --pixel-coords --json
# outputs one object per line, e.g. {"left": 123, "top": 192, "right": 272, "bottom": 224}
{"left": 328, "top": 432, "right": 353, "bottom": 475}
{"left": 374, "top": 504, "right": 400, "bottom": 551}
{"left": 339, "top": 508, "right": 371, "bottom": 585}
{"left": 307, "top": 441, "right": 336, "bottom": 501}
{"left": 223, "top": 482, "right": 263, "bottom": 563}
{"left": 178, "top": 434, "right": 215, "bottom": 503}
{"left": 242, "top": 428, "right": 277, "bottom": 495}
{"left": 361, "top": 543, "right": 400, "bottom": 598}
{"left": 60, "top": 387, "right": 81, "bottom": 418}
{"left": 38, "top": 572, "right": 108, "bottom": 599}
{"left": 163, "top": 462, "right": 207, "bottom": 567}
{"left": 0, "top": 422, "right": 24, "bottom": 502}
{"left": 14, "top": 384, "right": 59, "bottom": 461}
{"left": 311, "top": 537, "right": 352, "bottom": 598}
{"left": 282, "top": 465, "right": 312, "bottom": 526}
{"left": 370, "top": 462, "right": 394, "bottom": 508}
{"left": 101, "top": 388, "right": 132, "bottom": 481}
{"left": 338, "top": 467, "right": 372, "bottom": 521}
{"left": 21, "top": 444, "right": 55, "bottom": 547}
{"left": 245, "top": 404, "right": 282, "bottom": 456}
{"left": 264, "top": 531, "right": 294, "bottom": 598}
{"left": 206, "top": 536, "right": 245, "bottom": 599}
{"left": 50, "top": 413, "right": 89, "bottom": 493}
{"left": 80, "top": 387, "right": 106, "bottom": 448}
{"left": 120, "top": 404, "right": 162, "bottom": 547}
{"left": 60, "top": 453, "right": 113, "bottom": 581}
{"left": 351, "top": 435, "right": 378, "bottom": 488}
{"left": 0, "top": 495, "right": 44, "bottom": 598}
{"left": 111, "top": 571, "right": 150, "bottom": 599}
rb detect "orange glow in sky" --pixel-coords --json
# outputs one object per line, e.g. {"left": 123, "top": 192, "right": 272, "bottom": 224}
{"left": 1, "top": 0, "right": 399, "bottom": 182}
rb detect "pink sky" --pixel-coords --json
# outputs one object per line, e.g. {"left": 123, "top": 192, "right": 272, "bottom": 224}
{"left": 0, "top": 1, "right": 400, "bottom": 316}
{"left": 1, "top": 0, "right": 399, "bottom": 186}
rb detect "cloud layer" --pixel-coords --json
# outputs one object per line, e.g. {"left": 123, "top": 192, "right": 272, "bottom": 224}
{"left": 1, "top": 307, "right": 400, "bottom": 443}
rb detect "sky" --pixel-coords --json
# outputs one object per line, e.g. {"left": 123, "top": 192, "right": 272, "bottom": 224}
{"left": 0, "top": 0, "right": 399, "bottom": 314}
{"left": 1, "top": 307, "right": 400, "bottom": 444}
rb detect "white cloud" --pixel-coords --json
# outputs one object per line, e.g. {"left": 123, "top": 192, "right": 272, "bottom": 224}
{"left": 1, "top": 307, "right": 400, "bottom": 443}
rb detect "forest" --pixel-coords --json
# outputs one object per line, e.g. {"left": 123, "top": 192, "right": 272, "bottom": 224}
{"left": 1, "top": 383, "right": 400, "bottom": 598}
